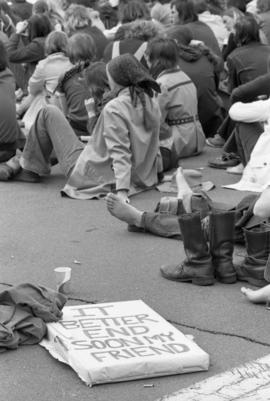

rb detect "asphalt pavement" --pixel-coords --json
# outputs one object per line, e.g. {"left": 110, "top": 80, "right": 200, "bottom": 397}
{"left": 1, "top": 146, "right": 270, "bottom": 401}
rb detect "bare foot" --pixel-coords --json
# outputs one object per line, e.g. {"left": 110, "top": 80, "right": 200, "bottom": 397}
{"left": 241, "top": 285, "right": 270, "bottom": 304}
{"left": 175, "top": 167, "right": 194, "bottom": 198}
{"left": 106, "top": 193, "right": 143, "bottom": 227}
{"left": 6, "top": 155, "right": 21, "bottom": 172}
{"left": 175, "top": 167, "right": 195, "bottom": 212}
{"left": 0, "top": 155, "right": 21, "bottom": 181}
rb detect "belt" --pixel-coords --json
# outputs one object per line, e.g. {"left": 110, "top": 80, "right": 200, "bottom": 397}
{"left": 166, "top": 115, "right": 199, "bottom": 126}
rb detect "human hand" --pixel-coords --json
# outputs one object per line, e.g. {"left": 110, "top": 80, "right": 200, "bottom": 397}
{"left": 16, "top": 20, "right": 28, "bottom": 34}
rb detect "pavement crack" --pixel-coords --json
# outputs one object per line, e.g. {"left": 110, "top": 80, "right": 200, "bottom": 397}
{"left": 67, "top": 296, "right": 97, "bottom": 304}
{"left": 1, "top": 281, "right": 269, "bottom": 348}
{"left": 168, "top": 319, "right": 270, "bottom": 348}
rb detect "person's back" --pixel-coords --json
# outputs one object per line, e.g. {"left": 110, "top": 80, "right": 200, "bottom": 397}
{"left": 103, "top": 38, "right": 148, "bottom": 67}
{"left": 178, "top": 52, "right": 223, "bottom": 136}
{"left": 227, "top": 42, "right": 270, "bottom": 90}
{"left": 88, "top": 88, "right": 161, "bottom": 189}
{"left": 157, "top": 68, "right": 205, "bottom": 160}
{"left": 175, "top": 0, "right": 221, "bottom": 56}
{"left": 61, "top": 67, "right": 89, "bottom": 136}
{"left": 0, "top": 67, "right": 19, "bottom": 160}
{"left": 185, "top": 20, "right": 221, "bottom": 55}
{"left": 77, "top": 25, "right": 108, "bottom": 60}
{"left": 227, "top": 14, "right": 270, "bottom": 91}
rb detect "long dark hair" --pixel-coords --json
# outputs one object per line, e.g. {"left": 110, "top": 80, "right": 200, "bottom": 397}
{"left": 0, "top": 39, "right": 8, "bottom": 71}
{"left": 28, "top": 14, "right": 52, "bottom": 41}
{"left": 234, "top": 13, "right": 260, "bottom": 46}
{"left": 147, "top": 37, "right": 179, "bottom": 79}
{"left": 175, "top": 0, "right": 198, "bottom": 24}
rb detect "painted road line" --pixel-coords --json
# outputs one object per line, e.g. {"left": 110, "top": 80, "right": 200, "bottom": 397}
{"left": 157, "top": 354, "right": 270, "bottom": 401}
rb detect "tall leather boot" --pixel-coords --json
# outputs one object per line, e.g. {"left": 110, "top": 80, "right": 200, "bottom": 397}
{"left": 209, "top": 211, "right": 237, "bottom": 284}
{"left": 160, "top": 212, "right": 215, "bottom": 286}
{"left": 235, "top": 226, "right": 270, "bottom": 287}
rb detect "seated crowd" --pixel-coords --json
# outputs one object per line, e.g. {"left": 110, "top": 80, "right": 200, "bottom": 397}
{"left": 2, "top": 0, "right": 270, "bottom": 302}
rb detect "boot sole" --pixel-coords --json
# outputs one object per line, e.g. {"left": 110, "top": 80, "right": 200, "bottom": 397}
{"left": 216, "top": 274, "right": 237, "bottom": 284}
{"left": 237, "top": 275, "right": 268, "bottom": 287}
{"left": 161, "top": 274, "right": 215, "bottom": 286}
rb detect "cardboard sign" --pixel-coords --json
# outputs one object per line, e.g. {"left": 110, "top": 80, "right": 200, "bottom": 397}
{"left": 157, "top": 354, "right": 270, "bottom": 401}
{"left": 40, "top": 300, "right": 209, "bottom": 386}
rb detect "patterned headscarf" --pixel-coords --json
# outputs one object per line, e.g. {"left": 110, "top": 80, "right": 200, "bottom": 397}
{"left": 107, "top": 53, "right": 160, "bottom": 98}
{"left": 107, "top": 54, "right": 160, "bottom": 130}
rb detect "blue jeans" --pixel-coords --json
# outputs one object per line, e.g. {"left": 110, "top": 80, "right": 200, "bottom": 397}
{"left": 21, "top": 106, "right": 84, "bottom": 177}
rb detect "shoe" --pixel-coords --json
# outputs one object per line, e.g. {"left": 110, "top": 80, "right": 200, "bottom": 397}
{"left": 12, "top": 169, "right": 41, "bottom": 183}
{"left": 0, "top": 163, "right": 14, "bottom": 181}
{"left": 226, "top": 163, "right": 244, "bottom": 175}
{"left": 235, "top": 226, "right": 270, "bottom": 287}
{"left": 209, "top": 211, "right": 237, "bottom": 284}
{"left": 206, "top": 134, "right": 225, "bottom": 148}
{"left": 160, "top": 212, "right": 215, "bottom": 286}
{"left": 208, "top": 153, "right": 241, "bottom": 169}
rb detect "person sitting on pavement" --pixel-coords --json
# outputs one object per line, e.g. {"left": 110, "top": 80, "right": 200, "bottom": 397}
{"left": 166, "top": 25, "right": 224, "bottom": 138}
{"left": 64, "top": 4, "right": 108, "bottom": 60}
{"left": 147, "top": 37, "right": 206, "bottom": 171}
{"left": 225, "top": 95, "right": 270, "bottom": 187}
{"left": 0, "top": 39, "right": 21, "bottom": 163}
{"left": 214, "top": 72, "right": 270, "bottom": 175}
{"left": 55, "top": 33, "right": 97, "bottom": 137}
{"left": 174, "top": 0, "right": 222, "bottom": 57}
{"left": 6, "top": 13, "right": 52, "bottom": 92}
{"left": 207, "top": 13, "right": 270, "bottom": 149}
{"left": 103, "top": 19, "right": 164, "bottom": 69}
{"left": 207, "top": 14, "right": 270, "bottom": 168}
{"left": 0, "top": 54, "right": 162, "bottom": 203}
{"left": 16, "top": 31, "right": 73, "bottom": 132}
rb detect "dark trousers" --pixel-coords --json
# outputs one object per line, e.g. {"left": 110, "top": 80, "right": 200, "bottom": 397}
{"left": 223, "top": 122, "right": 263, "bottom": 166}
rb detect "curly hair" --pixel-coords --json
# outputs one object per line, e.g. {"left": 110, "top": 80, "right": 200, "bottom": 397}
{"left": 125, "top": 19, "right": 165, "bottom": 41}
{"left": 64, "top": 4, "right": 92, "bottom": 36}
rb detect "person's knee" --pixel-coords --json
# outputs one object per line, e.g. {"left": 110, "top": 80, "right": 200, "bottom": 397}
{"left": 253, "top": 197, "right": 270, "bottom": 218}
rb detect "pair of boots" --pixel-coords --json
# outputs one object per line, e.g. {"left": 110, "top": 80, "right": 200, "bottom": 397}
{"left": 160, "top": 211, "right": 237, "bottom": 286}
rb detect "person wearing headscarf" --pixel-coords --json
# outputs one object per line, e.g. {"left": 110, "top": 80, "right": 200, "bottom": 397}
{"left": 0, "top": 54, "right": 162, "bottom": 202}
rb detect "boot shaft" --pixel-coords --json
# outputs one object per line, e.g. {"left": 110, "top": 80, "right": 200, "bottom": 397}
{"left": 209, "top": 211, "right": 236, "bottom": 284}
{"left": 244, "top": 226, "right": 270, "bottom": 263}
{"left": 209, "top": 211, "right": 235, "bottom": 261}
{"left": 178, "top": 212, "right": 210, "bottom": 264}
